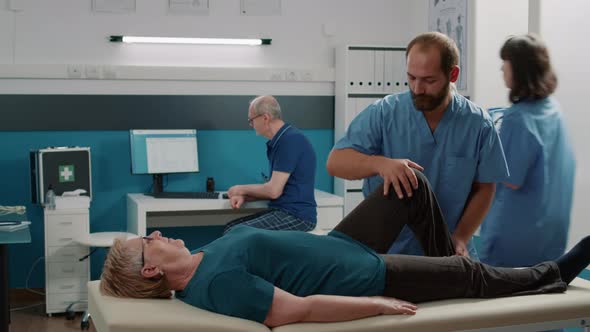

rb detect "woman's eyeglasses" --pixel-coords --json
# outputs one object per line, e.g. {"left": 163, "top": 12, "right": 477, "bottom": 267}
{"left": 141, "top": 236, "right": 153, "bottom": 267}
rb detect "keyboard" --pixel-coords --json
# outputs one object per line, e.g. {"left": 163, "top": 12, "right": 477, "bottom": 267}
{"left": 148, "top": 192, "right": 220, "bottom": 199}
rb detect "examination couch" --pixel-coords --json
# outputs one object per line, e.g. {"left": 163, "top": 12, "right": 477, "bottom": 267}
{"left": 88, "top": 278, "right": 590, "bottom": 332}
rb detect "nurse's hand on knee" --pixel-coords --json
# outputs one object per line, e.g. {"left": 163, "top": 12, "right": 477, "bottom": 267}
{"left": 376, "top": 158, "right": 424, "bottom": 199}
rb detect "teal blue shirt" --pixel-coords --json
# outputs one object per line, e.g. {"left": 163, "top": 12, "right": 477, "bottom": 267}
{"left": 480, "top": 97, "right": 576, "bottom": 266}
{"left": 176, "top": 226, "right": 385, "bottom": 323}
{"left": 334, "top": 91, "right": 509, "bottom": 256}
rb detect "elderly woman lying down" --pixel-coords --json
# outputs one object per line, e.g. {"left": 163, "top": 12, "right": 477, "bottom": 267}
{"left": 100, "top": 171, "right": 590, "bottom": 328}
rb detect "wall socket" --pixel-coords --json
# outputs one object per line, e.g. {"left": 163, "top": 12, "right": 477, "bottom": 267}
{"left": 270, "top": 71, "right": 284, "bottom": 81}
{"left": 85, "top": 65, "right": 100, "bottom": 79}
{"left": 300, "top": 71, "right": 313, "bottom": 81}
{"left": 67, "top": 65, "right": 83, "bottom": 79}
{"left": 285, "top": 71, "right": 297, "bottom": 81}
{"left": 102, "top": 66, "right": 117, "bottom": 79}
{"left": 269, "top": 70, "right": 314, "bottom": 82}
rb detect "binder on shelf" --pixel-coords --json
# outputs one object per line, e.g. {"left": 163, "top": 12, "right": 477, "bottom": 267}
{"left": 384, "top": 50, "right": 396, "bottom": 93}
{"left": 347, "top": 50, "right": 364, "bottom": 92}
{"left": 374, "top": 51, "right": 385, "bottom": 92}
{"left": 359, "top": 50, "right": 375, "bottom": 93}
{"left": 397, "top": 51, "right": 408, "bottom": 93}
{"left": 389, "top": 51, "right": 403, "bottom": 93}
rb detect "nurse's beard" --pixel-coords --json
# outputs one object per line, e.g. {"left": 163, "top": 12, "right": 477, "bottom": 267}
{"left": 411, "top": 82, "right": 450, "bottom": 112}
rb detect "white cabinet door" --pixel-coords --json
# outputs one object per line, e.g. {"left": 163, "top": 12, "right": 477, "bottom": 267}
{"left": 344, "top": 191, "right": 365, "bottom": 217}
{"left": 316, "top": 206, "right": 344, "bottom": 231}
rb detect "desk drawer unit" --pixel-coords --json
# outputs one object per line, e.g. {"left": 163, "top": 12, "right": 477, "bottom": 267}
{"left": 46, "top": 245, "right": 88, "bottom": 262}
{"left": 44, "top": 209, "right": 90, "bottom": 315}
{"left": 47, "top": 277, "right": 88, "bottom": 294}
{"left": 46, "top": 293, "right": 88, "bottom": 314}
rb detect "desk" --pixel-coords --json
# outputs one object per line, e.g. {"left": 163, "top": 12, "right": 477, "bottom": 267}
{"left": 127, "top": 190, "right": 344, "bottom": 237}
{"left": 0, "top": 226, "right": 31, "bottom": 332}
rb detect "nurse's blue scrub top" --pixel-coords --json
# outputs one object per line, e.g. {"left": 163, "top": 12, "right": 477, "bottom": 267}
{"left": 480, "top": 97, "right": 576, "bottom": 267}
{"left": 334, "top": 91, "right": 509, "bottom": 255}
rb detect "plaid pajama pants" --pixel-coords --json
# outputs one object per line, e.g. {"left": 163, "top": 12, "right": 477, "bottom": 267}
{"left": 223, "top": 208, "right": 315, "bottom": 234}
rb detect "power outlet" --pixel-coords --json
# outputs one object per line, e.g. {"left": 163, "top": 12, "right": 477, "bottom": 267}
{"left": 67, "top": 65, "right": 83, "bottom": 79}
{"left": 285, "top": 71, "right": 297, "bottom": 81}
{"left": 85, "top": 65, "right": 100, "bottom": 79}
{"left": 169, "top": 0, "right": 209, "bottom": 15}
{"left": 102, "top": 66, "right": 117, "bottom": 79}
{"left": 300, "top": 71, "right": 313, "bottom": 81}
{"left": 270, "top": 71, "right": 284, "bottom": 81}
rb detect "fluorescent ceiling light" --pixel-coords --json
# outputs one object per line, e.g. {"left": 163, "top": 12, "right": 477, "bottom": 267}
{"left": 109, "top": 35, "right": 271, "bottom": 46}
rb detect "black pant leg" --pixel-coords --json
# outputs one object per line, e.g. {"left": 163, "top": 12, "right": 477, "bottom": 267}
{"left": 381, "top": 254, "right": 566, "bottom": 303}
{"left": 333, "top": 170, "right": 454, "bottom": 256}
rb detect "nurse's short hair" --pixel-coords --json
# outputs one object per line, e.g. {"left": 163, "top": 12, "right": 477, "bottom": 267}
{"left": 406, "top": 32, "right": 459, "bottom": 79}
{"left": 100, "top": 238, "right": 172, "bottom": 299}
{"left": 250, "top": 95, "right": 282, "bottom": 120}
{"left": 500, "top": 34, "right": 557, "bottom": 103}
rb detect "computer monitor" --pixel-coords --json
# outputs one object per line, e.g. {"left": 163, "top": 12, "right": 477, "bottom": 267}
{"left": 129, "top": 129, "right": 199, "bottom": 194}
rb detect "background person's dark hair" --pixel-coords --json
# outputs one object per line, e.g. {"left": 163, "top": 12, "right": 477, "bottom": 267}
{"left": 500, "top": 34, "right": 557, "bottom": 103}
{"left": 406, "top": 32, "right": 459, "bottom": 79}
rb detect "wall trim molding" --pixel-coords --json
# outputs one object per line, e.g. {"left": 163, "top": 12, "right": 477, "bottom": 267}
{"left": 0, "top": 64, "right": 335, "bottom": 82}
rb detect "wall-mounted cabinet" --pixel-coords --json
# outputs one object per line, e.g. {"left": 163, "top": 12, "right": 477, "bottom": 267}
{"left": 334, "top": 45, "right": 407, "bottom": 216}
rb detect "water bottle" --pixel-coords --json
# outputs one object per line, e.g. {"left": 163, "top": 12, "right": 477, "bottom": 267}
{"left": 45, "top": 185, "right": 56, "bottom": 210}
{"left": 206, "top": 177, "right": 215, "bottom": 193}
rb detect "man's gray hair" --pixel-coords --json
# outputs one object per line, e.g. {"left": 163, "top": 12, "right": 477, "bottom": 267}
{"left": 250, "top": 95, "right": 282, "bottom": 120}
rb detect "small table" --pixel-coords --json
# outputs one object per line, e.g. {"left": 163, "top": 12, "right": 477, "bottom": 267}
{"left": 0, "top": 226, "right": 31, "bottom": 332}
{"left": 76, "top": 232, "right": 138, "bottom": 248}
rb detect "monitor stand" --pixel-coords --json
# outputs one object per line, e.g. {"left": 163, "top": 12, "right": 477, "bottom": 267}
{"left": 152, "top": 174, "right": 164, "bottom": 194}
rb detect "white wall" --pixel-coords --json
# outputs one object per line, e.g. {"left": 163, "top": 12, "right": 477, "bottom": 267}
{"left": 471, "top": 0, "right": 528, "bottom": 109}
{"left": 7, "top": 0, "right": 410, "bottom": 67}
{"left": 0, "top": 0, "right": 416, "bottom": 95}
{"left": 537, "top": 0, "right": 590, "bottom": 249}
{"left": 406, "top": 0, "right": 429, "bottom": 39}
{"left": 0, "top": 0, "right": 425, "bottom": 95}
{"left": 0, "top": 1, "right": 14, "bottom": 63}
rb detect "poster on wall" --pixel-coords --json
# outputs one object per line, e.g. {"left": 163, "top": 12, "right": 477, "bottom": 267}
{"left": 428, "top": 0, "right": 468, "bottom": 93}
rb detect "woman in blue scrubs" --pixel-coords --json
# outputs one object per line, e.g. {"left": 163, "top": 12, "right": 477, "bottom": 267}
{"left": 480, "top": 34, "right": 576, "bottom": 267}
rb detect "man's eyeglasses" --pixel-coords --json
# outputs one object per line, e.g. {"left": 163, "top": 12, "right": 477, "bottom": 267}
{"left": 141, "top": 236, "right": 153, "bottom": 267}
{"left": 248, "top": 114, "right": 263, "bottom": 125}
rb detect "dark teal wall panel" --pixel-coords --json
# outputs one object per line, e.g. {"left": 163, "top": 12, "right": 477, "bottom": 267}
{"left": 0, "top": 95, "right": 334, "bottom": 130}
